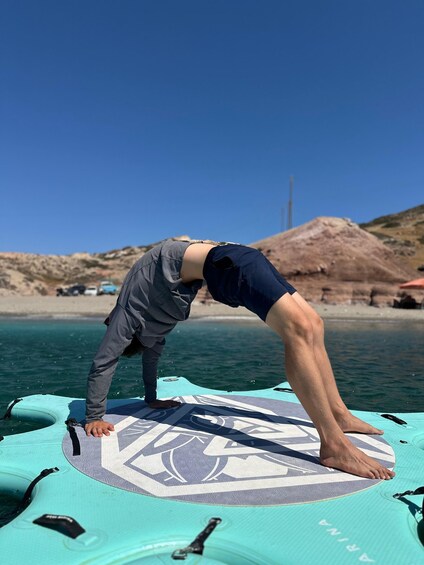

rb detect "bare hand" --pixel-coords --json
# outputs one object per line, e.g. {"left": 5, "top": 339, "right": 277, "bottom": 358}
{"left": 85, "top": 420, "right": 115, "bottom": 437}
{"left": 148, "top": 399, "right": 181, "bottom": 410}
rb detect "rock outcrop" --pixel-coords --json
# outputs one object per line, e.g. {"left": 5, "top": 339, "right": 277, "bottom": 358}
{"left": 250, "top": 217, "right": 418, "bottom": 306}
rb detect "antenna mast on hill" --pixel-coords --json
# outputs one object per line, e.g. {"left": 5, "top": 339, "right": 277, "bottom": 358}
{"left": 281, "top": 205, "right": 285, "bottom": 232}
{"left": 287, "top": 176, "right": 294, "bottom": 230}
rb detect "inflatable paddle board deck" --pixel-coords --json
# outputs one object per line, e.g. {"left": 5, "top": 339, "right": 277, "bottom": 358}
{"left": 0, "top": 377, "right": 423, "bottom": 564}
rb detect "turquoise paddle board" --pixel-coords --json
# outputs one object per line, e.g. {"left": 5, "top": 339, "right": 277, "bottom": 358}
{"left": 0, "top": 377, "right": 423, "bottom": 564}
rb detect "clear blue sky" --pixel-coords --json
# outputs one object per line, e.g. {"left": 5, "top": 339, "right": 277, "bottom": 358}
{"left": 1, "top": 1, "right": 423, "bottom": 255}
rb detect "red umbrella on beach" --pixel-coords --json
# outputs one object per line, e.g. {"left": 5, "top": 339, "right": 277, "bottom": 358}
{"left": 399, "top": 278, "right": 424, "bottom": 289}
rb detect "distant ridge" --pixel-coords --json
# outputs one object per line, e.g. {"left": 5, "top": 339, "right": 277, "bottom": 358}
{"left": 0, "top": 237, "right": 190, "bottom": 297}
{"left": 360, "top": 203, "right": 424, "bottom": 271}
{"left": 1, "top": 211, "right": 423, "bottom": 306}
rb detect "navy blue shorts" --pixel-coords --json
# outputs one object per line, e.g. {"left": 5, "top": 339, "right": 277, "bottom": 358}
{"left": 203, "top": 244, "right": 297, "bottom": 321}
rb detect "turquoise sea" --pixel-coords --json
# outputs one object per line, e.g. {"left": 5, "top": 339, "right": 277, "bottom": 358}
{"left": 1, "top": 316, "right": 423, "bottom": 524}
{"left": 1, "top": 316, "right": 423, "bottom": 426}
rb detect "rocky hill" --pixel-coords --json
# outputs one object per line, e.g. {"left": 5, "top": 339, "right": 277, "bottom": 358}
{"left": 360, "top": 204, "right": 424, "bottom": 271}
{"left": 249, "top": 217, "right": 418, "bottom": 307}
{"left": 1, "top": 214, "right": 422, "bottom": 306}
{"left": 0, "top": 237, "right": 190, "bottom": 297}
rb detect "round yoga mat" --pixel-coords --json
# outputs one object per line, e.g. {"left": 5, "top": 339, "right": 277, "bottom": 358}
{"left": 63, "top": 394, "right": 395, "bottom": 506}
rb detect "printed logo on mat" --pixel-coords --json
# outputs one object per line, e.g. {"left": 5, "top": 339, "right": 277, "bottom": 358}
{"left": 64, "top": 395, "right": 395, "bottom": 506}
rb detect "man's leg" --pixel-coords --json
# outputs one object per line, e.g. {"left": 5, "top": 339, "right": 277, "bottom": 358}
{"left": 290, "top": 292, "right": 383, "bottom": 435}
{"left": 265, "top": 293, "right": 394, "bottom": 480}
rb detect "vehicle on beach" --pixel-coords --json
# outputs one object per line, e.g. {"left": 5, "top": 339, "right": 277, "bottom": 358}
{"left": 98, "top": 280, "right": 118, "bottom": 295}
{"left": 56, "top": 284, "right": 86, "bottom": 297}
{"left": 84, "top": 286, "right": 98, "bottom": 296}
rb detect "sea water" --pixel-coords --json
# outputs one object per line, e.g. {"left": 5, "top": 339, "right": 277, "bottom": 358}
{"left": 0, "top": 316, "right": 423, "bottom": 523}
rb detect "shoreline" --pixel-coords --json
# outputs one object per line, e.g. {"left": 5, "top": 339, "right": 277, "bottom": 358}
{"left": 0, "top": 296, "right": 423, "bottom": 322}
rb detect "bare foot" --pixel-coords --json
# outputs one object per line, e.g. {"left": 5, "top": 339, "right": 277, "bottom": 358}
{"left": 320, "top": 436, "right": 395, "bottom": 480}
{"left": 335, "top": 412, "right": 384, "bottom": 435}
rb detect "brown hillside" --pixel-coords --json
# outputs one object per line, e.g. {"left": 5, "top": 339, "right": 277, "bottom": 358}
{"left": 0, "top": 237, "right": 190, "bottom": 297}
{"left": 0, "top": 218, "right": 421, "bottom": 307}
{"left": 250, "top": 217, "right": 418, "bottom": 306}
{"left": 360, "top": 204, "right": 424, "bottom": 271}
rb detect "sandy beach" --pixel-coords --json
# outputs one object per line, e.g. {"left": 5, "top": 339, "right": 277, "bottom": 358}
{"left": 0, "top": 295, "right": 423, "bottom": 321}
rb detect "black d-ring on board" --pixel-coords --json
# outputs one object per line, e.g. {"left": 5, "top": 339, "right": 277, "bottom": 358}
{"left": 0, "top": 398, "right": 23, "bottom": 420}
{"left": 380, "top": 413, "right": 408, "bottom": 426}
{"left": 19, "top": 467, "right": 60, "bottom": 511}
{"left": 65, "top": 418, "right": 82, "bottom": 456}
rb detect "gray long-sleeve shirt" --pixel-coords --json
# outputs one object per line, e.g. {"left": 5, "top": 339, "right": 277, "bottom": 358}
{"left": 85, "top": 240, "right": 202, "bottom": 422}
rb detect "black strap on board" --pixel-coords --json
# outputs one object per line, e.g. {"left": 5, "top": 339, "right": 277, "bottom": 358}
{"left": 172, "top": 517, "right": 222, "bottom": 560}
{"left": 65, "top": 418, "right": 82, "bottom": 456}
{"left": 394, "top": 486, "right": 424, "bottom": 526}
{"left": 380, "top": 413, "right": 408, "bottom": 426}
{"left": 18, "top": 467, "right": 60, "bottom": 511}
{"left": 33, "top": 514, "right": 85, "bottom": 539}
{"left": 394, "top": 486, "right": 424, "bottom": 500}
{"left": 0, "top": 398, "right": 23, "bottom": 420}
{"left": 274, "top": 387, "right": 294, "bottom": 393}
{"left": 393, "top": 486, "right": 424, "bottom": 506}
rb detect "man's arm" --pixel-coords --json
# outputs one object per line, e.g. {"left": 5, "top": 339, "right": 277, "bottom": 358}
{"left": 142, "top": 339, "right": 181, "bottom": 409}
{"left": 85, "top": 306, "right": 138, "bottom": 434}
{"left": 142, "top": 338, "right": 165, "bottom": 403}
